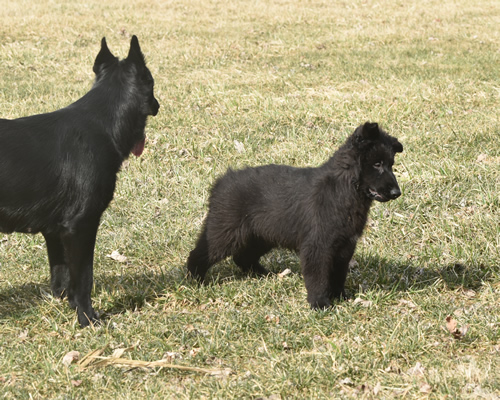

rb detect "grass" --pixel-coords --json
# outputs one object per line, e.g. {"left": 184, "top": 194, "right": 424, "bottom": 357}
{"left": 0, "top": 0, "right": 499, "bottom": 398}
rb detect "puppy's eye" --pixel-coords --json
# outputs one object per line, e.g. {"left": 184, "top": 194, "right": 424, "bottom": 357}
{"left": 373, "top": 162, "right": 383, "bottom": 169}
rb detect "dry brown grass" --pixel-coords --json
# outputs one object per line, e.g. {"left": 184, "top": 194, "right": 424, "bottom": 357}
{"left": 0, "top": 0, "right": 499, "bottom": 398}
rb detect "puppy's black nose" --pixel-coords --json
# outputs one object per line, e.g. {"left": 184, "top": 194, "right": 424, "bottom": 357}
{"left": 389, "top": 188, "right": 401, "bottom": 199}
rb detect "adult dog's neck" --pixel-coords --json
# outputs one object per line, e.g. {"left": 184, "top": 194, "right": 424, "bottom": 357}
{"left": 78, "top": 66, "right": 148, "bottom": 160}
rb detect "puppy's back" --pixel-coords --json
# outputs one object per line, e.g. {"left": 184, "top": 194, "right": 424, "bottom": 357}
{"left": 206, "top": 164, "right": 317, "bottom": 251}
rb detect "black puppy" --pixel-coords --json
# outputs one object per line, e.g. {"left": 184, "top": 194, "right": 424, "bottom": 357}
{"left": 0, "top": 36, "right": 159, "bottom": 327}
{"left": 188, "top": 122, "right": 403, "bottom": 309}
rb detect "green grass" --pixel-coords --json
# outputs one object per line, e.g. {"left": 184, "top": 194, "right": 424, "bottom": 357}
{"left": 0, "top": 0, "right": 499, "bottom": 398}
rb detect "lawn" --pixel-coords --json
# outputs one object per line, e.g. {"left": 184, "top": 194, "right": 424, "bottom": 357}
{"left": 0, "top": 0, "right": 498, "bottom": 398}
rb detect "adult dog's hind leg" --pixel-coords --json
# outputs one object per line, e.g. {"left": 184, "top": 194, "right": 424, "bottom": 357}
{"left": 43, "top": 232, "right": 69, "bottom": 298}
{"left": 62, "top": 221, "right": 99, "bottom": 327}
{"left": 233, "top": 237, "right": 272, "bottom": 276}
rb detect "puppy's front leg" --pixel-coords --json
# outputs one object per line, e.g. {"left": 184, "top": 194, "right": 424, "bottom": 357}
{"left": 62, "top": 221, "right": 99, "bottom": 327}
{"left": 327, "top": 241, "right": 356, "bottom": 300}
{"left": 300, "top": 244, "right": 333, "bottom": 309}
{"left": 329, "top": 254, "right": 352, "bottom": 301}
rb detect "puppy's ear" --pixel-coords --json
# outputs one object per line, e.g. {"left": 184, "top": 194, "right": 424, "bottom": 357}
{"left": 392, "top": 138, "right": 403, "bottom": 153}
{"left": 353, "top": 122, "right": 380, "bottom": 150}
{"left": 126, "top": 35, "right": 146, "bottom": 67}
{"left": 93, "top": 38, "right": 118, "bottom": 75}
{"left": 361, "top": 122, "right": 380, "bottom": 140}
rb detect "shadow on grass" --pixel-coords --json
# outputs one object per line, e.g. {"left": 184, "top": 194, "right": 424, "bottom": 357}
{"left": 0, "top": 254, "right": 495, "bottom": 322}
{"left": 199, "top": 252, "right": 495, "bottom": 297}
{"left": 0, "top": 282, "right": 45, "bottom": 321}
{"left": 0, "top": 266, "right": 186, "bottom": 322}
{"left": 349, "top": 254, "right": 494, "bottom": 294}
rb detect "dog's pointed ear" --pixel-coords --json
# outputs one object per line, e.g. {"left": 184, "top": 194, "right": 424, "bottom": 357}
{"left": 392, "top": 137, "right": 403, "bottom": 153}
{"left": 361, "top": 122, "right": 380, "bottom": 140}
{"left": 93, "top": 37, "right": 117, "bottom": 74}
{"left": 353, "top": 122, "right": 380, "bottom": 150}
{"left": 126, "top": 35, "right": 146, "bottom": 67}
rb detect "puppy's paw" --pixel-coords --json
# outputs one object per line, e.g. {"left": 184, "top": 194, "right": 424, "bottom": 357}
{"left": 186, "top": 268, "right": 206, "bottom": 284}
{"left": 332, "top": 288, "right": 349, "bottom": 301}
{"left": 308, "top": 296, "right": 332, "bottom": 310}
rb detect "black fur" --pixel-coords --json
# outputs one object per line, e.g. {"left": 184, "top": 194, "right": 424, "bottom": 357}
{"left": 187, "top": 122, "right": 403, "bottom": 308}
{"left": 0, "top": 36, "right": 159, "bottom": 327}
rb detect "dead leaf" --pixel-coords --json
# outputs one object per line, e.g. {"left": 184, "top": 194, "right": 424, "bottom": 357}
{"left": 107, "top": 250, "right": 127, "bottom": 263}
{"left": 459, "top": 325, "right": 469, "bottom": 337}
{"left": 407, "top": 362, "right": 425, "bottom": 376}
{"left": 339, "top": 377, "right": 354, "bottom": 385}
{"left": 445, "top": 316, "right": 469, "bottom": 339}
{"left": 163, "top": 352, "right": 182, "bottom": 363}
{"left": 420, "top": 383, "right": 432, "bottom": 393}
{"left": 446, "top": 316, "right": 457, "bottom": 332}
{"left": 234, "top": 139, "right": 245, "bottom": 153}
{"left": 62, "top": 351, "right": 80, "bottom": 367}
{"left": 71, "top": 379, "right": 83, "bottom": 387}
{"left": 265, "top": 314, "right": 279, "bottom": 324}
{"left": 398, "top": 299, "right": 417, "bottom": 308}
{"left": 476, "top": 154, "right": 488, "bottom": 163}
{"left": 18, "top": 329, "right": 29, "bottom": 342}
{"left": 189, "top": 348, "right": 201, "bottom": 357}
{"left": 278, "top": 268, "right": 292, "bottom": 278}
{"left": 373, "top": 382, "right": 382, "bottom": 395}
{"left": 353, "top": 297, "right": 373, "bottom": 307}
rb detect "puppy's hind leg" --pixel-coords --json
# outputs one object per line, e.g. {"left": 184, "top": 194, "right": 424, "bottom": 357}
{"left": 233, "top": 237, "right": 272, "bottom": 277}
{"left": 43, "top": 232, "right": 69, "bottom": 299}
{"left": 187, "top": 226, "right": 213, "bottom": 282}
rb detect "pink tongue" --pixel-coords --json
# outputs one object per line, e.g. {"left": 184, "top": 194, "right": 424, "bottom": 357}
{"left": 131, "top": 138, "right": 145, "bottom": 157}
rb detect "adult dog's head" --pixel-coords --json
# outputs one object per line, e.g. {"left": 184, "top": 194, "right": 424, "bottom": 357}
{"left": 91, "top": 35, "right": 160, "bottom": 158}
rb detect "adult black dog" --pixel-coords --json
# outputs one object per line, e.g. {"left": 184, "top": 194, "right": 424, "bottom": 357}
{"left": 187, "top": 122, "right": 403, "bottom": 309}
{"left": 0, "top": 36, "right": 159, "bottom": 327}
